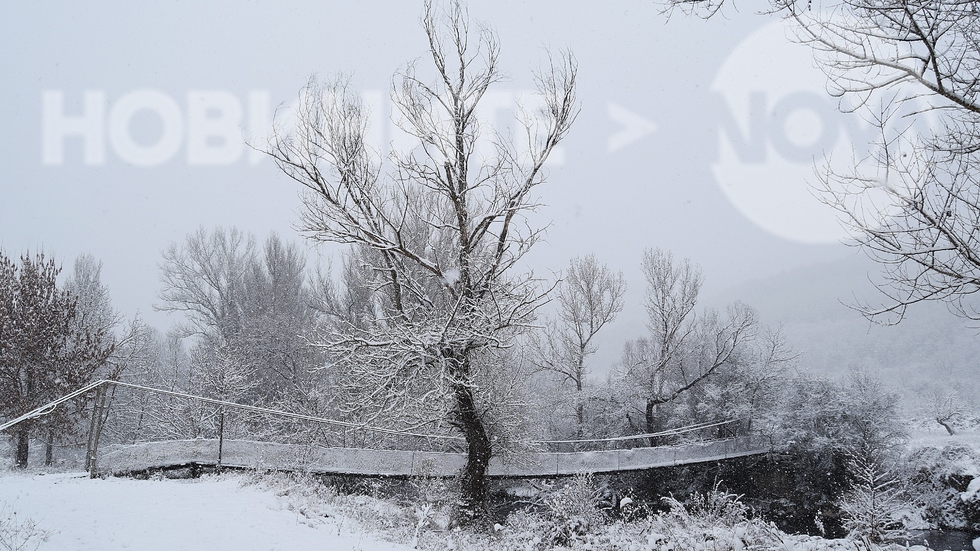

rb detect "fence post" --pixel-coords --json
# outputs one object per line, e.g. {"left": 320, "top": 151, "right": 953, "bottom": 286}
{"left": 217, "top": 410, "right": 225, "bottom": 471}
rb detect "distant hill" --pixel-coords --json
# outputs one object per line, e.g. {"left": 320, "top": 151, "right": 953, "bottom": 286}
{"left": 708, "top": 253, "right": 980, "bottom": 406}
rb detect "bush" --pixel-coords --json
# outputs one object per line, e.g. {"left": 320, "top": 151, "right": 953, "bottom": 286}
{"left": 902, "top": 443, "right": 980, "bottom": 530}
{"left": 408, "top": 463, "right": 457, "bottom": 546}
{"left": 489, "top": 474, "right": 609, "bottom": 550}
{"left": 542, "top": 474, "right": 608, "bottom": 546}
{"left": 646, "top": 484, "right": 787, "bottom": 550}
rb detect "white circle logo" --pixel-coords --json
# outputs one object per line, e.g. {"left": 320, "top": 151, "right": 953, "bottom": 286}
{"left": 711, "top": 19, "right": 933, "bottom": 244}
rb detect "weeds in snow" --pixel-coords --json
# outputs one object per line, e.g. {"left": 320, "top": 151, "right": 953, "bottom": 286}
{"left": 237, "top": 471, "right": 930, "bottom": 551}
{"left": 0, "top": 503, "right": 49, "bottom": 551}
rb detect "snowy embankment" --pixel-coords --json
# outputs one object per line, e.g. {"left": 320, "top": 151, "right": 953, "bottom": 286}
{"left": 3, "top": 468, "right": 978, "bottom": 551}
{"left": 0, "top": 471, "right": 410, "bottom": 550}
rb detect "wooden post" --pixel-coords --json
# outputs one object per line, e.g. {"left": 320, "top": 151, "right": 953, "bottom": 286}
{"left": 45, "top": 429, "right": 54, "bottom": 467}
{"left": 217, "top": 410, "right": 225, "bottom": 471}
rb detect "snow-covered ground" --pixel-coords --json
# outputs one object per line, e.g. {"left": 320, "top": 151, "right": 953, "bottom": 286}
{"left": 0, "top": 471, "right": 410, "bottom": 550}
{"left": 3, "top": 465, "right": 978, "bottom": 551}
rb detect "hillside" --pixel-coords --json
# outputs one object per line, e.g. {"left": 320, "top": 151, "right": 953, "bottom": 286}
{"left": 709, "top": 253, "right": 980, "bottom": 406}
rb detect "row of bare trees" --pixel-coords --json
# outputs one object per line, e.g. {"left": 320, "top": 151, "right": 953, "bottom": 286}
{"left": 0, "top": 234, "right": 897, "bottom": 537}
{"left": 102, "top": 229, "right": 334, "bottom": 448}
{"left": 530, "top": 249, "right": 795, "bottom": 450}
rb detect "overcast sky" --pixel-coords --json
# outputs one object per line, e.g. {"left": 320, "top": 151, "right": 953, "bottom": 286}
{"left": 1, "top": 0, "right": 860, "bottom": 350}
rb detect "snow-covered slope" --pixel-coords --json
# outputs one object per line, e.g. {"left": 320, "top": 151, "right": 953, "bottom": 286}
{"left": 707, "top": 253, "right": 980, "bottom": 404}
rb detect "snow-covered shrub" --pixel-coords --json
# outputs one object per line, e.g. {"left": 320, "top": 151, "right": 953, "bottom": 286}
{"left": 495, "top": 509, "right": 552, "bottom": 550}
{"left": 489, "top": 474, "right": 609, "bottom": 549}
{"left": 838, "top": 451, "right": 909, "bottom": 544}
{"left": 673, "top": 483, "right": 749, "bottom": 527}
{"left": 647, "top": 485, "right": 788, "bottom": 550}
{"left": 902, "top": 443, "right": 980, "bottom": 530}
{"left": 230, "top": 470, "right": 934, "bottom": 551}
{"left": 753, "top": 370, "right": 907, "bottom": 536}
{"left": 542, "top": 474, "right": 608, "bottom": 546}
{"left": 408, "top": 462, "right": 457, "bottom": 546}
{"left": 961, "top": 477, "right": 980, "bottom": 532}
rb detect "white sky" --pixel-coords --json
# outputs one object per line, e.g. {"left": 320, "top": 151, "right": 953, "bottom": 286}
{"left": 0, "top": 1, "right": 855, "bottom": 352}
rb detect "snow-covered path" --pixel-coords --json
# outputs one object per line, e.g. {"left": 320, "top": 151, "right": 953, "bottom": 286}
{"left": 0, "top": 472, "right": 410, "bottom": 550}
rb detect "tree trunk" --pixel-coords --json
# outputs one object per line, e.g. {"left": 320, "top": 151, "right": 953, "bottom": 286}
{"left": 575, "top": 374, "right": 584, "bottom": 442}
{"left": 45, "top": 429, "right": 54, "bottom": 466}
{"left": 15, "top": 425, "right": 29, "bottom": 468}
{"left": 447, "top": 351, "right": 491, "bottom": 520}
{"left": 645, "top": 399, "right": 668, "bottom": 447}
{"left": 645, "top": 399, "right": 657, "bottom": 447}
{"left": 84, "top": 387, "right": 101, "bottom": 472}
{"left": 575, "top": 357, "right": 585, "bottom": 442}
{"left": 454, "top": 383, "right": 491, "bottom": 516}
{"left": 87, "top": 386, "right": 108, "bottom": 478}
{"left": 937, "top": 417, "right": 956, "bottom": 436}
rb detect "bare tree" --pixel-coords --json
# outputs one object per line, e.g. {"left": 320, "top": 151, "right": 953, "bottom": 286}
{"left": 926, "top": 389, "right": 966, "bottom": 435}
{"left": 801, "top": 1, "right": 980, "bottom": 323}
{"left": 158, "top": 226, "right": 256, "bottom": 341}
{"left": 59, "top": 254, "right": 120, "bottom": 466}
{"left": 158, "top": 228, "right": 332, "bottom": 448}
{"left": 106, "top": 317, "right": 162, "bottom": 443}
{"left": 663, "top": 0, "right": 980, "bottom": 324}
{"left": 534, "top": 255, "right": 626, "bottom": 438}
{"left": 65, "top": 254, "right": 120, "bottom": 342}
{"left": 240, "top": 234, "right": 325, "bottom": 410}
{"left": 264, "top": 0, "right": 577, "bottom": 514}
{"left": 158, "top": 226, "right": 258, "bottom": 426}
{"left": 620, "top": 249, "right": 757, "bottom": 445}
{"left": 682, "top": 325, "right": 796, "bottom": 436}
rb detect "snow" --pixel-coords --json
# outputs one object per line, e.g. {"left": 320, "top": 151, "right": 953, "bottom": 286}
{"left": 441, "top": 268, "right": 459, "bottom": 286}
{"left": 907, "top": 429, "right": 980, "bottom": 457}
{"left": 0, "top": 471, "right": 411, "bottom": 550}
{"left": 962, "top": 477, "right": 980, "bottom": 503}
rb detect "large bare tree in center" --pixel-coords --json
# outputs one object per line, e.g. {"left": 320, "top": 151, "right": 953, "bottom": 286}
{"left": 265, "top": 1, "right": 576, "bottom": 514}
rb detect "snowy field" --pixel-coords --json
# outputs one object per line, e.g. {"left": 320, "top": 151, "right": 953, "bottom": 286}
{"left": 0, "top": 471, "right": 409, "bottom": 550}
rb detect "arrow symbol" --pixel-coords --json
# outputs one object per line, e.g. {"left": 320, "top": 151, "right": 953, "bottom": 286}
{"left": 607, "top": 102, "right": 657, "bottom": 152}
